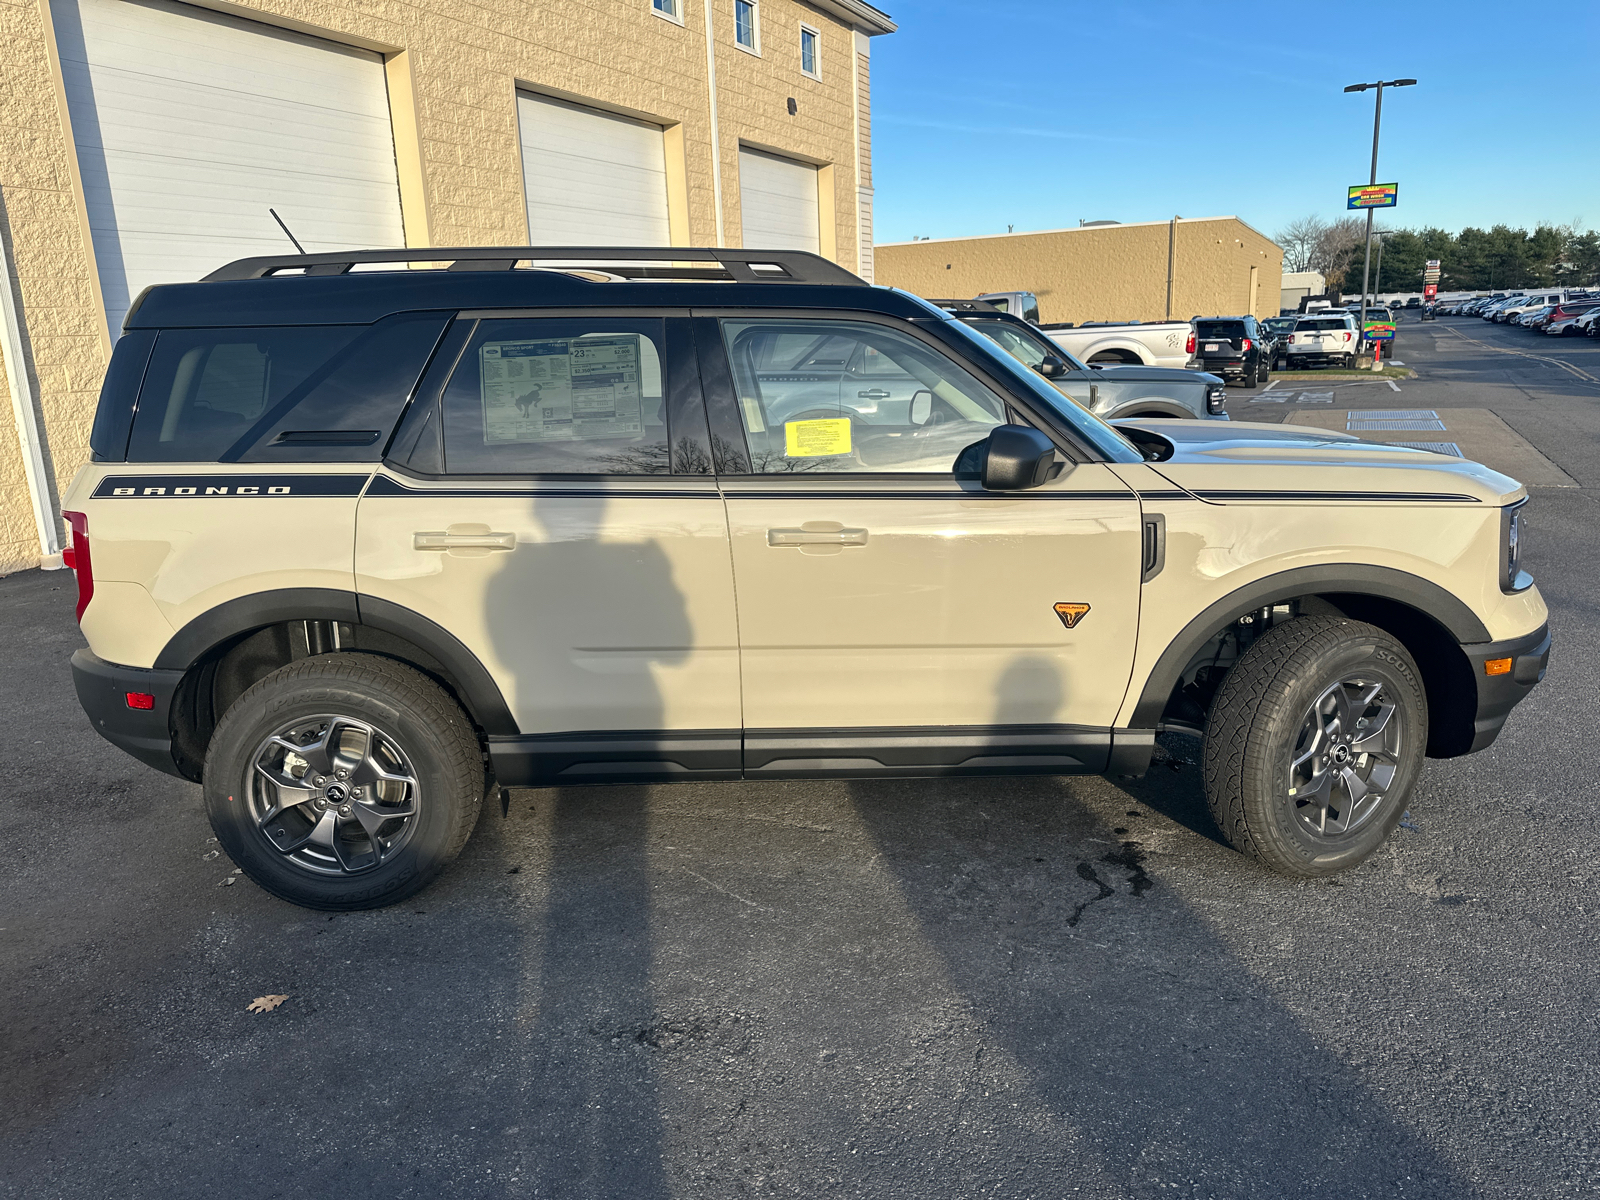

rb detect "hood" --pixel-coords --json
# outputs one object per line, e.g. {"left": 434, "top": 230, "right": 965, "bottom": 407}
{"left": 1109, "top": 418, "right": 1524, "bottom": 505}
{"left": 1091, "top": 364, "right": 1223, "bottom": 387}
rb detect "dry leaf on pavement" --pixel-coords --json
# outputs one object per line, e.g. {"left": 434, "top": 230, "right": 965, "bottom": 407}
{"left": 246, "top": 994, "right": 289, "bottom": 1013}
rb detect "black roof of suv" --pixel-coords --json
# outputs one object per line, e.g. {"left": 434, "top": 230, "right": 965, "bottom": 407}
{"left": 126, "top": 246, "right": 924, "bottom": 330}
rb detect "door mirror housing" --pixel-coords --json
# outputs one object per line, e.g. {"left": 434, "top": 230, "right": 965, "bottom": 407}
{"left": 979, "top": 425, "right": 1058, "bottom": 490}
{"left": 1034, "top": 354, "right": 1068, "bottom": 379}
{"left": 908, "top": 389, "right": 934, "bottom": 425}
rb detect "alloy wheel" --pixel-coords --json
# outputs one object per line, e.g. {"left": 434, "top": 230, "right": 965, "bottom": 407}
{"left": 245, "top": 714, "right": 421, "bottom": 874}
{"left": 1286, "top": 677, "right": 1402, "bottom": 838}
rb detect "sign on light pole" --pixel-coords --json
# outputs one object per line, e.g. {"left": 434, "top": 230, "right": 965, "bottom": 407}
{"left": 1344, "top": 78, "right": 1417, "bottom": 351}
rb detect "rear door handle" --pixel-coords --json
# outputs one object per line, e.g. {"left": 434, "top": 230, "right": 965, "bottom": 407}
{"left": 413, "top": 530, "right": 516, "bottom": 553}
{"left": 768, "top": 526, "right": 868, "bottom": 547}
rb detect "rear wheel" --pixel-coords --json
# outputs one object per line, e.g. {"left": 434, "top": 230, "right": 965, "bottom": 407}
{"left": 1238, "top": 360, "right": 1258, "bottom": 389}
{"left": 204, "top": 654, "right": 484, "bottom": 910}
{"left": 1202, "top": 616, "right": 1427, "bottom": 878}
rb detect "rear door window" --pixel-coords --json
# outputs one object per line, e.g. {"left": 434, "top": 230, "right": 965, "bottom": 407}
{"left": 439, "top": 318, "right": 671, "bottom": 474}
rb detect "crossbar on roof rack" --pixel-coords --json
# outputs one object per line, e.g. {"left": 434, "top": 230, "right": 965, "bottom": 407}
{"left": 202, "top": 246, "right": 866, "bottom": 285}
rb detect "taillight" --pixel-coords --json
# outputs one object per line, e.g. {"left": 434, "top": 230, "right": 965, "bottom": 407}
{"left": 1242, "top": 338, "right": 1252, "bottom": 352}
{"left": 63, "top": 510, "right": 93, "bottom": 622}
{"left": 1289, "top": 333, "right": 1297, "bottom": 343}
{"left": 1343, "top": 332, "right": 1352, "bottom": 342}
{"left": 1185, "top": 332, "right": 1195, "bottom": 354}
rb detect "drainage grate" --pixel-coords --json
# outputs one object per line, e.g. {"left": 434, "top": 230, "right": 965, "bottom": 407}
{"left": 1390, "top": 441, "right": 1463, "bottom": 457}
{"left": 1354, "top": 409, "right": 1439, "bottom": 420}
{"left": 1347, "top": 418, "right": 1447, "bottom": 431}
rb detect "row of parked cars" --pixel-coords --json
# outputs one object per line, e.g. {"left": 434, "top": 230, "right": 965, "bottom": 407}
{"left": 1439, "top": 290, "right": 1600, "bottom": 336}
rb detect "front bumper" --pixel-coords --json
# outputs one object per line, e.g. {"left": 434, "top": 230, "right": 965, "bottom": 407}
{"left": 1463, "top": 623, "right": 1551, "bottom": 753}
{"left": 71, "top": 649, "right": 189, "bottom": 779}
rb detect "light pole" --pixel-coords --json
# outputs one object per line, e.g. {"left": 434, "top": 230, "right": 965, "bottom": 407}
{"left": 1344, "top": 78, "right": 1416, "bottom": 348}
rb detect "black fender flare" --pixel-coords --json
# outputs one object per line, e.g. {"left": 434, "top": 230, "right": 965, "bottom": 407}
{"left": 1128, "top": 564, "right": 1491, "bottom": 728}
{"left": 154, "top": 587, "right": 517, "bottom": 735}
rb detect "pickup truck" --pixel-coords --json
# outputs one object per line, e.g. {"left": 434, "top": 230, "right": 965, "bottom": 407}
{"left": 949, "top": 291, "right": 1197, "bottom": 369}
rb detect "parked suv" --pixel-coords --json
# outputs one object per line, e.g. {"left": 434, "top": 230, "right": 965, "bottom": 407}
{"left": 1192, "top": 317, "right": 1273, "bottom": 387}
{"left": 934, "top": 302, "right": 1228, "bottom": 420}
{"left": 1284, "top": 313, "right": 1360, "bottom": 369}
{"left": 65, "top": 247, "right": 1550, "bottom": 910}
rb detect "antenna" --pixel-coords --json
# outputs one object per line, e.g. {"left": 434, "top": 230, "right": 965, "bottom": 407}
{"left": 268, "top": 208, "right": 305, "bottom": 254}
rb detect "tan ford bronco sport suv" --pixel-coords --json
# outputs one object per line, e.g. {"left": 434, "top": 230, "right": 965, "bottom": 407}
{"left": 63, "top": 248, "right": 1550, "bottom": 911}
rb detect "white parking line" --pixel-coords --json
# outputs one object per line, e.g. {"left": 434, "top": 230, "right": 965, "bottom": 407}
{"left": 1387, "top": 379, "right": 1401, "bottom": 392}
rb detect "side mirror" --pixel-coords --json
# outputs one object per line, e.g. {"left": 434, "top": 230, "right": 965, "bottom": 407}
{"left": 980, "top": 425, "right": 1058, "bottom": 490}
{"left": 908, "top": 389, "right": 934, "bottom": 425}
{"left": 1034, "top": 354, "right": 1068, "bottom": 379}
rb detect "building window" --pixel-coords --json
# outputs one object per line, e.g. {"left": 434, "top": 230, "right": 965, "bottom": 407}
{"left": 800, "top": 24, "right": 820, "bottom": 78}
{"left": 651, "top": 0, "right": 681, "bottom": 21}
{"left": 735, "top": 0, "right": 759, "bottom": 53}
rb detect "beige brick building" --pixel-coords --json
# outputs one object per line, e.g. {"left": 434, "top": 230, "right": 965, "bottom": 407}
{"left": 875, "top": 217, "right": 1283, "bottom": 328}
{"left": 0, "top": 0, "right": 893, "bottom": 574}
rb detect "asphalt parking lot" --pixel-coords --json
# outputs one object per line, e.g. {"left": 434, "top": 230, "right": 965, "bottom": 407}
{"left": 3, "top": 315, "right": 1598, "bottom": 1199}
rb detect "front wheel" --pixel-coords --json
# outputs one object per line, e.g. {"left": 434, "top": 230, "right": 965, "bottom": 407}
{"left": 1201, "top": 616, "right": 1427, "bottom": 878}
{"left": 204, "top": 654, "right": 485, "bottom": 910}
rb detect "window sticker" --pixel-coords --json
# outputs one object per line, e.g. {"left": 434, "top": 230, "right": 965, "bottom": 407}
{"left": 480, "top": 335, "right": 644, "bottom": 443}
{"left": 784, "top": 417, "right": 852, "bottom": 457}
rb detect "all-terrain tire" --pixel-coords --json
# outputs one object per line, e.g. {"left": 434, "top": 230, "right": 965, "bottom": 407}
{"left": 204, "top": 654, "right": 484, "bottom": 911}
{"left": 1201, "top": 616, "right": 1427, "bottom": 878}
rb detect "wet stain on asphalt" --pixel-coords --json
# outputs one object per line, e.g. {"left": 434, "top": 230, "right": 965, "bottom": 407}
{"left": 1066, "top": 842, "right": 1154, "bottom": 927}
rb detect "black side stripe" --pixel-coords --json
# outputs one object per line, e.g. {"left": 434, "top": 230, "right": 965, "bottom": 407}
{"left": 718, "top": 489, "right": 1135, "bottom": 501}
{"left": 92, "top": 474, "right": 368, "bottom": 498}
{"left": 365, "top": 475, "right": 717, "bottom": 500}
{"left": 1192, "top": 489, "right": 1482, "bottom": 503}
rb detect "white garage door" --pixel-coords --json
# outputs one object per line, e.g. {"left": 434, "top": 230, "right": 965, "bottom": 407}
{"left": 53, "top": 0, "right": 405, "bottom": 338}
{"left": 518, "top": 93, "right": 670, "bottom": 246}
{"left": 738, "top": 148, "right": 820, "bottom": 254}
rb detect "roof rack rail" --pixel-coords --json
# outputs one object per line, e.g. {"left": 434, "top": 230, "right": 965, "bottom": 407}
{"left": 203, "top": 246, "right": 866, "bottom": 285}
{"left": 926, "top": 298, "right": 1003, "bottom": 313}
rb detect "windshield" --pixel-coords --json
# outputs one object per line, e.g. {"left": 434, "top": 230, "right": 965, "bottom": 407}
{"left": 935, "top": 316, "right": 1143, "bottom": 463}
{"left": 963, "top": 317, "right": 1089, "bottom": 373}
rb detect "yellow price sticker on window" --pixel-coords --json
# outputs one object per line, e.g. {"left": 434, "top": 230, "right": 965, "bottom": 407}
{"left": 784, "top": 418, "right": 852, "bottom": 458}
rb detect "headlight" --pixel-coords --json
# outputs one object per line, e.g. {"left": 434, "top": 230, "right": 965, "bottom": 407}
{"left": 1206, "top": 385, "right": 1227, "bottom": 414}
{"left": 1501, "top": 498, "right": 1529, "bottom": 592}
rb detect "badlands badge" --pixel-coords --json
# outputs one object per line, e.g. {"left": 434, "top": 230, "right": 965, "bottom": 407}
{"left": 1053, "top": 602, "right": 1091, "bottom": 629}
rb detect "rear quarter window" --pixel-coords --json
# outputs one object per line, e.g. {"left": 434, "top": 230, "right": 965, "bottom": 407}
{"left": 125, "top": 314, "right": 449, "bottom": 463}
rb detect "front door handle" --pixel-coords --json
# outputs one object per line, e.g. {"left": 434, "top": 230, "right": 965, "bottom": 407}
{"left": 767, "top": 525, "right": 868, "bottom": 547}
{"left": 856, "top": 388, "right": 892, "bottom": 400}
{"left": 413, "top": 527, "right": 516, "bottom": 555}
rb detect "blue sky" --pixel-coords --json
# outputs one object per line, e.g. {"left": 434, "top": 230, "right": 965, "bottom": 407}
{"left": 870, "top": 1, "right": 1600, "bottom": 246}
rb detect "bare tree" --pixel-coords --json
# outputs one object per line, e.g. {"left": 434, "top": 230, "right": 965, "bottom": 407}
{"left": 1311, "top": 217, "right": 1371, "bottom": 292}
{"left": 1275, "top": 215, "right": 1327, "bottom": 273}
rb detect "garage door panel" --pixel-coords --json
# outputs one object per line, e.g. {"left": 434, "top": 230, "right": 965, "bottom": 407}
{"left": 518, "top": 92, "right": 670, "bottom": 245}
{"left": 738, "top": 147, "right": 820, "bottom": 253}
{"left": 55, "top": 0, "right": 404, "bottom": 335}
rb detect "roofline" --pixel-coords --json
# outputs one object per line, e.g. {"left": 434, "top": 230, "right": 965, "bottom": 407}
{"left": 808, "top": 0, "right": 896, "bottom": 34}
{"left": 878, "top": 215, "right": 1281, "bottom": 250}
